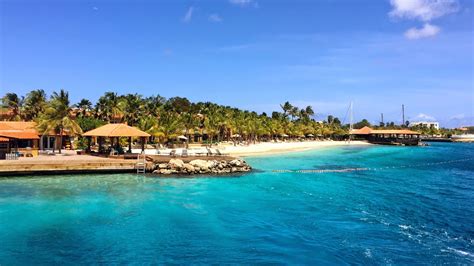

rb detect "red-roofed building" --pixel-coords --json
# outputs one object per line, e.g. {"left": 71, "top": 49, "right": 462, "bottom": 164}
{"left": 350, "top": 126, "right": 421, "bottom": 146}
{"left": 0, "top": 121, "right": 75, "bottom": 159}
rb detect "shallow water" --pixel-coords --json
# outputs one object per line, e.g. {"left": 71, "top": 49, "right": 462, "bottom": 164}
{"left": 1, "top": 143, "right": 473, "bottom": 264}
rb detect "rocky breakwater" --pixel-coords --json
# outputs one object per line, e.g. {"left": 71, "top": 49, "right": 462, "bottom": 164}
{"left": 152, "top": 158, "right": 252, "bottom": 175}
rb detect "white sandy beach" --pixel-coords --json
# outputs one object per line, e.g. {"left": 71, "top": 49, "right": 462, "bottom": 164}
{"left": 124, "top": 140, "right": 371, "bottom": 157}
{"left": 220, "top": 140, "right": 371, "bottom": 156}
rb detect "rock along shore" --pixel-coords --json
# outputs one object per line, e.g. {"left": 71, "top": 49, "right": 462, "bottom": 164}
{"left": 151, "top": 158, "right": 252, "bottom": 175}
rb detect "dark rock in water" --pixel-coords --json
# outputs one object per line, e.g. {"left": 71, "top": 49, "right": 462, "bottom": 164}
{"left": 150, "top": 158, "right": 252, "bottom": 176}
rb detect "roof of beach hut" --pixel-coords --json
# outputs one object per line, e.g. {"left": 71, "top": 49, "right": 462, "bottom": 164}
{"left": 82, "top": 123, "right": 151, "bottom": 137}
{"left": 0, "top": 131, "right": 40, "bottom": 139}
{"left": 370, "top": 129, "right": 420, "bottom": 135}
{"left": 350, "top": 126, "right": 372, "bottom": 135}
{"left": 0, "top": 121, "right": 40, "bottom": 140}
{"left": 350, "top": 126, "right": 420, "bottom": 135}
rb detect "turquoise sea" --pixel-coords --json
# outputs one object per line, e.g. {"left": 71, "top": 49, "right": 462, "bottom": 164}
{"left": 1, "top": 143, "right": 473, "bottom": 264}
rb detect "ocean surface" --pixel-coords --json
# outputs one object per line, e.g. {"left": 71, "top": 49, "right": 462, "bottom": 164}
{"left": 1, "top": 143, "right": 473, "bottom": 265}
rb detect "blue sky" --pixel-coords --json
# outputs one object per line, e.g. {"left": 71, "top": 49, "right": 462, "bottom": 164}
{"left": 1, "top": 0, "right": 473, "bottom": 127}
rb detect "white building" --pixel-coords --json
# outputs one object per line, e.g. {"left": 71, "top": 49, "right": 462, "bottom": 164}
{"left": 409, "top": 121, "right": 440, "bottom": 130}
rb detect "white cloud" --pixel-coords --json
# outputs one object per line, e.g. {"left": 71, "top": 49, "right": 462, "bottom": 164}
{"left": 182, "top": 6, "right": 194, "bottom": 23}
{"left": 92, "top": 6, "right": 98, "bottom": 11}
{"left": 229, "top": 0, "right": 258, "bottom": 7}
{"left": 449, "top": 113, "right": 465, "bottom": 120}
{"left": 389, "top": 0, "right": 459, "bottom": 39}
{"left": 404, "top": 23, "right": 440, "bottom": 39}
{"left": 413, "top": 113, "right": 436, "bottom": 121}
{"left": 389, "top": 0, "right": 459, "bottom": 21}
{"left": 208, "top": 14, "right": 222, "bottom": 22}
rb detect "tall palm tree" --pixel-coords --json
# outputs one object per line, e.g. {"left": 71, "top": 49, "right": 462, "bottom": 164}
{"left": 1, "top": 92, "right": 24, "bottom": 121}
{"left": 155, "top": 109, "right": 182, "bottom": 144}
{"left": 23, "top": 89, "right": 47, "bottom": 120}
{"left": 305, "top": 106, "right": 314, "bottom": 117}
{"left": 179, "top": 112, "right": 199, "bottom": 148}
{"left": 95, "top": 92, "right": 126, "bottom": 122}
{"left": 280, "top": 101, "right": 293, "bottom": 118}
{"left": 75, "top": 99, "right": 92, "bottom": 117}
{"left": 37, "top": 90, "right": 83, "bottom": 154}
{"left": 123, "top": 93, "right": 145, "bottom": 126}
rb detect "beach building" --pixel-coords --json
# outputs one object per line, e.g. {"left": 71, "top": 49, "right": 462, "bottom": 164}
{"left": 0, "top": 121, "right": 74, "bottom": 158}
{"left": 408, "top": 121, "right": 440, "bottom": 130}
{"left": 351, "top": 126, "right": 421, "bottom": 146}
{"left": 82, "top": 123, "right": 150, "bottom": 154}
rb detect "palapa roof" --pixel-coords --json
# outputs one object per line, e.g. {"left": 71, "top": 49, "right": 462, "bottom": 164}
{"left": 83, "top": 123, "right": 151, "bottom": 137}
{"left": 351, "top": 126, "right": 420, "bottom": 135}
{"left": 0, "top": 121, "right": 40, "bottom": 139}
{"left": 0, "top": 131, "right": 40, "bottom": 139}
{"left": 0, "top": 121, "right": 37, "bottom": 131}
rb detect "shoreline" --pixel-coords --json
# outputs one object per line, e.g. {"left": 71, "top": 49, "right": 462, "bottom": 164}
{"left": 0, "top": 141, "right": 371, "bottom": 176}
{"left": 223, "top": 140, "right": 371, "bottom": 157}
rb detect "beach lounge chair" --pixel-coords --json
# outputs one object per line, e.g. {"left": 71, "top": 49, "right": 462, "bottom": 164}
{"left": 215, "top": 149, "right": 229, "bottom": 156}
{"left": 110, "top": 148, "right": 118, "bottom": 156}
{"left": 182, "top": 149, "right": 188, "bottom": 157}
{"left": 170, "top": 149, "right": 176, "bottom": 157}
{"left": 206, "top": 148, "right": 213, "bottom": 156}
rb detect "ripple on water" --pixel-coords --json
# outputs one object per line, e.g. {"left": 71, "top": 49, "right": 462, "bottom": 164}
{"left": 0, "top": 143, "right": 473, "bottom": 264}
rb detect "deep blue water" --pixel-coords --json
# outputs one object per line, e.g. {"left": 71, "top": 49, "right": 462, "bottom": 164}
{"left": 1, "top": 143, "right": 473, "bottom": 265}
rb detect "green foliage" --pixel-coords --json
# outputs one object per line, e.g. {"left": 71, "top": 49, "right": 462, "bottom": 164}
{"left": 36, "top": 90, "right": 83, "bottom": 153}
{"left": 76, "top": 117, "right": 106, "bottom": 132}
{"left": 354, "top": 119, "right": 371, "bottom": 129}
{"left": 4, "top": 90, "right": 360, "bottom": 143}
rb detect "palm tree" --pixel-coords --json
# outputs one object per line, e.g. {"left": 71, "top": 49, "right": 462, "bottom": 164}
{"left": 154, "top": 109, "right": 181, "bottom": 144}
{"left": 305, "top": 106, "right": 314, "bottom": 117}
{"left": 179, "top": 112, "right": 199, "bottom": 148}
{"left": 143, "top": 95, "right": 166, "bottom": 117}
{"left": 75, "top": 99, "right": 92, "bottom": 117}
{"left": 1, "top": 92, "right": 24, "bottom": 120}
{"left": 122, "top": 93, "right": 145, "bottom": 126}
{"left": 280, "top": 101, "right": 293, "bottom": 118}
{"left": 95, "top": 92, "right": 126, "bottom": 122}
{"left": 23, "top": 89, "right": 47, "bottom": 120}
{"left": 37, "top": 90, "right": 83, "bottom": 154}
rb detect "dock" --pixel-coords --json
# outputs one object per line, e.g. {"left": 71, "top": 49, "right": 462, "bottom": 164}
{"left": 0, "top": 154, "right": 238, "bottom": 176}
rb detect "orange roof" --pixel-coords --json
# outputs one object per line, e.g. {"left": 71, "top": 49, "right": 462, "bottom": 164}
{"left": 0, "top": 121, "right": 37, "bottom": 131}
{"left": 351, "top": 126, "right": 420, "bottom": 135}
{"left": 351, "top": 126, "right": 372, "bottom": 135}
{"left": 370, "top": 129, "right": 420, "bottom": 135}
{"left": 0, "top": 121, "right": 72, "bottom": 136}
{"left": 0, "top": 121, "right": 40, "bottom": 139}
{"left": 83, "top": 123, "right": 150, "bottom": 137}
{"left": 0, "top": 131, "right": 40, "bottom": 139}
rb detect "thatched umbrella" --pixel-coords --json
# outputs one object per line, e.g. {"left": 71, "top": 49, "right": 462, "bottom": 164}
{"left": 83, "top": 123, "right": 150, "bottom": 153}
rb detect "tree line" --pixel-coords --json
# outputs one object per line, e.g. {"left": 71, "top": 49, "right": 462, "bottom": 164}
{"left": 4, "top": 90, "right": 458, "bottom": 148}
{"left": 1, "top": 90, "right": 351, "bottom": 147}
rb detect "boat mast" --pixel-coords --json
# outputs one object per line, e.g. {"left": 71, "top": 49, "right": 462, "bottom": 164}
{"left": 349, "top": 101, "right": 353, "bottom": 143}
{"left": 402, "top": 104, "right": 405, "bottom": 127}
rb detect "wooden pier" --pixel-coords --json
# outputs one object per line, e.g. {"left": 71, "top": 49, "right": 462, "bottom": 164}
{"left": 0, "top": 154, "right": 238, "bottom": 176}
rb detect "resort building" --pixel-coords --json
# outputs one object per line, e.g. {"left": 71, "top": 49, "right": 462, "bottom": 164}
{"left": 0, "top": 121, "right": 74, "bottom": 158}
{"left": 408, "top": 121, "right": 440, "bottom": 130}
{"left": 351, "top": 126, "right": 421, "bottom": 146}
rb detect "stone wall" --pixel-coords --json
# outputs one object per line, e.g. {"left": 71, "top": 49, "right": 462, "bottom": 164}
{"left": 151, "top": 158, "right": 252, "bottom": 175}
